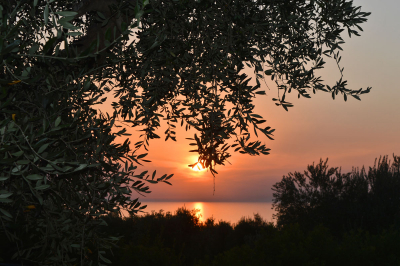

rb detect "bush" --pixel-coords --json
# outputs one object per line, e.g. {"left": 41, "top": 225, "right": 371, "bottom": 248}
{"left": 209, "top": 225, "right": 400, "bottom": 266}
{"left": 272, "top": 155, "right": 400, "bottom": 234}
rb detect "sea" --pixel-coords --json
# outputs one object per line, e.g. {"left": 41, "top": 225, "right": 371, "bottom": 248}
{"left": 125, "top": 202, "right": 276, "bottom": 225}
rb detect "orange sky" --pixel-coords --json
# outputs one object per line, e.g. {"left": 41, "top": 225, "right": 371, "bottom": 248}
{"left": 104, "top": 0, "right": 400, "bottom": 202}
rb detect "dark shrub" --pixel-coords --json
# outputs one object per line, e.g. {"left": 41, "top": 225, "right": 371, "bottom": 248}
{"left": 272, "top": 155, "right": 400, "bottom": 234}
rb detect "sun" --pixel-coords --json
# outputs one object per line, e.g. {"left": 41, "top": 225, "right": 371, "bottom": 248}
{"left": 188, "top": 156, "right": 207, "bottom": 172}
{"left": 191, "top": 162, "right": 206, "bottom": 172}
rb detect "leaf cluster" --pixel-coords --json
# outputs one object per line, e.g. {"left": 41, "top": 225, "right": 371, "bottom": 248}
{"left": 0, "top": 0, "right": 170, "bottom": 264}
{"left": 114, "top": 0, "right": 371, "bottom": 173}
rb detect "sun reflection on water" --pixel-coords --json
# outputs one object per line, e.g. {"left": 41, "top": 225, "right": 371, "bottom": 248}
{"left": 193, "top": 202, "right": 204, "bottom": 221}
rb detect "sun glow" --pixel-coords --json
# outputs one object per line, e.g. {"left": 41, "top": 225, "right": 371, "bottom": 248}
{"left": 191, "top": 162, "right": 206, "bottom": 171}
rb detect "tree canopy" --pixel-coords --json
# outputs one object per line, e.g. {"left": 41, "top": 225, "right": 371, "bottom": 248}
{"left": 0, "top": 0, "right": 370, "bottom": 264}
{"left": 130, "top": 0, "right": 371, "bottom": 173}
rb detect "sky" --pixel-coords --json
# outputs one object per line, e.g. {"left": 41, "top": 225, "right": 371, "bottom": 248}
{"left": 108, "top": 0, "right": 400, "bottom": 202}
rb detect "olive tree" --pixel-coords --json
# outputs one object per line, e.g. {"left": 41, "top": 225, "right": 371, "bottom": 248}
{"left": 0, "top": 0, "right": 161, "bottom": 265}
{"left": 130, "top": 0, "right": 371, "bottom": 175}
{"left": 0, "top": 0, "right": 370, "bottom": 264}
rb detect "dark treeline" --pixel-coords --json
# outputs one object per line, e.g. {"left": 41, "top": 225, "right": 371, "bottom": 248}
{"left": 102, "top": 209, "right": 272, "bottom": 265}
{"left": 2, "top": 155, "right": 400, "bottom": 265}
{"left": 98, "top": 155, "right": 400, "bottom": 265}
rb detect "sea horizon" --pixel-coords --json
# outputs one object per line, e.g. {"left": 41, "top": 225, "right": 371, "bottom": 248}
{"left": 129, "top": 201, "right": 277, "bottom": 224}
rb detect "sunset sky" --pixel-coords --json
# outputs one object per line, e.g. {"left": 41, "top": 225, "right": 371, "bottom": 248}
{"left": 110, "top": 0, "right": 400, "bottom": 202}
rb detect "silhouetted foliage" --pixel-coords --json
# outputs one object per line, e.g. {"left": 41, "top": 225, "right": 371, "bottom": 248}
{"left": 83, "top": 204, "right": 400, "bottom": 265}
{"left": 272, "top": 155, "right": 400, "bottom": 234}
{"left": 1, "top": 0, "right": 371, "bottom": 264}
{"left": 99, "top": 207, "right": 273, "bottom": 265}
{"left": 4, "top": 187, "right": 400, "bottom": 266}
{"left": 206, "top": 224, "right": 400, "bottom": 266}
